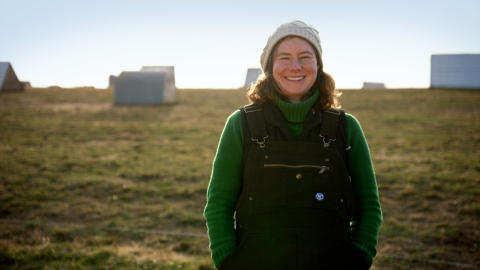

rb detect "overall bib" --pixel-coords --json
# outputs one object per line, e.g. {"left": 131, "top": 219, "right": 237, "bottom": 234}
{"left": 220, "top": 102, "right": 368, "bottom": 270}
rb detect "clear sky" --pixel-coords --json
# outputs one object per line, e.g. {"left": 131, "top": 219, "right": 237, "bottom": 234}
{"left": 1, "top": 0, "right": 479, "bottom": 89}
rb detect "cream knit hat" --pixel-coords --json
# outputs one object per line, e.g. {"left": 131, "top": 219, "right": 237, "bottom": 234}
{"left": 260, "top": 20, "right": 322, "bottom": 71}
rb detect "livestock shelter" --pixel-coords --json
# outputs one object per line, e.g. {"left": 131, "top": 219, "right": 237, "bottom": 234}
{"left": 141, "top": 66, "right": 176, "bottom": 88}
{"left": 109, "top": 75, "right": 117, "bottom": 88}
{"left": 114, "top": 71, "right": 176, "bottom": 105}
{"left": 0, "top": 62, "right": 24, "bottom": 92}
{"left": 363, "top": 82, "right": 386, "bottom": 89}
{"left": 244, "top": 68, "right": 263, "bottom": 87}
{"left": 431, "top": 54, "right": 480, "bottom": 89}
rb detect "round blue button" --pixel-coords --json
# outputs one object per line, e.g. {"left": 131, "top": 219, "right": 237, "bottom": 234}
{"left": 315, "top": 193, "right": 324, "bottom": 201}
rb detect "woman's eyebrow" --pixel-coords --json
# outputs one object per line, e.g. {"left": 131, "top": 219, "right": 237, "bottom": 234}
{"left": 298, "top": 51, "right": 314, "bottom": 55}
{"left": 276, "top": 51, "right": 314, "bottom": 56}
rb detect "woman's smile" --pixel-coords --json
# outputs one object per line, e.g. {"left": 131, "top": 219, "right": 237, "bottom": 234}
{"left": 285, "top": 76, "right": 305, "bottom": 81}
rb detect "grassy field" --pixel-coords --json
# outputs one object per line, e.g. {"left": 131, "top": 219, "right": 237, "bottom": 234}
{"left": 0, "top": 87, "right": 479, "bottom": 269}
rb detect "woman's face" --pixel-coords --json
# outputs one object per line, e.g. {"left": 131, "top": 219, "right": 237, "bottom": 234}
{"left": 272, "top": 37, "right": 319, "bottom": 103}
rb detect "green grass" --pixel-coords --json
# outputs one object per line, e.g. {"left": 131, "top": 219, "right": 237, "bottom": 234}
{"left": 1, "top": 87, "right": 479, "bottom": 269}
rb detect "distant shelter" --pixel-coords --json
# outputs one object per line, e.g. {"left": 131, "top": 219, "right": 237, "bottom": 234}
{"left": 362, "top": 82, "right": 386, "bottom": 89}
{"left": 244, "top": 68, "right": 263, "bottom": 87}
{"left": 112, "top": 66, "right": 177, "bottom": 105}
{"left": 431, "top": 54, "right": 480, "bottom": 89}
{"left": 114, "top": 71, "right": 176, "bottom": 105}
{"left": 0, "top": 62, "right": 25, "bottom": 92}
{"left": 109, "top": 75, "right": 117, "bottom": 88}
{"left": 141, "top": 66, "right": 176, "bottom": 88}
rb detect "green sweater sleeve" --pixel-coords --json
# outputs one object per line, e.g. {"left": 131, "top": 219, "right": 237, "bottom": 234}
{"left": 204, "top": 110, "right": 382, "bottom": 269}
{"left": 345, "top": 113, "right": 382, "bottom": 267}
{"left": 204, "top": 110, "right": 244, "bottom": 269}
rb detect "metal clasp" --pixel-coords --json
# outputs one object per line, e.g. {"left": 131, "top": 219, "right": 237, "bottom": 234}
{"left": 319, "top": 134, "right": 335, "bottom": 147}
{"left": 319, "top": 166, "right": 329, "bottom": 174}
{"left": 252, "top": 135, "right": 268, "bottom": 148}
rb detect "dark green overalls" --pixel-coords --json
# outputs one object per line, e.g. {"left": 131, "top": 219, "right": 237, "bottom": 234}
{"left": 219, "top": 101, "right": 368, "bottom": 270}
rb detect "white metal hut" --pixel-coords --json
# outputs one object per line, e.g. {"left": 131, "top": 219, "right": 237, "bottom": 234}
{"left": 141, "top": 66, "right": 176, "bottom": 102}
{"left": 114, "top": 71, "right": 176, "bottom": 105}
{"left": 362, "top": 82, "right": 386, "bottom": 89}
{"left": 430, "top": 54, "right": 480, "bottom": 89}
{"left": 109, "top": 75, "right": 117, "bottom": 88}
{"left": 0, "top": 62, "right": 24, "bottom": 92}
{"left": 244, "top": 68, "right": 263, "bottom": 87}
{"left": 141, "top": 66, "right": 176, "bottom": 88}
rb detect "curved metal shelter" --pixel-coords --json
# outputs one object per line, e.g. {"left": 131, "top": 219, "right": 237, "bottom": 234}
{"left": 431, "top": 54, "right": 480, "bottom": 89}
{"left": 244, "top": 68, "right": 263, "bottom": 87}
{"left": 114, "top": 71, "right": 175, "bottom": 105}
{"left": 363, "top": 82, "right": 386, "bottom": 89}
{"left": 0, "top": 62, "right": 24, "bottom": 92}
{"left": 141, "top": 66, "right": 176, "bottom": 88}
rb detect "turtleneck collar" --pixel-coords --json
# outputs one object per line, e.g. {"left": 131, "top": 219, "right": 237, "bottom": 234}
{"left": 276, "top": 90, "right": 319, "bottom": 123}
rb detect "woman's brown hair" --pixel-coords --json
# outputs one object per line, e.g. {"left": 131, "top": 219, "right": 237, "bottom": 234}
{"left": 247, "top": 36, "right": 341, "bottom": 111}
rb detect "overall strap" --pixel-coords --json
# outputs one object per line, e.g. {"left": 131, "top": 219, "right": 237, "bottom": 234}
{"left": 338, "top": 110, "right": 351, "bottom": 175}
{"left": 243, "top": 104, "right": 269, "bottom": 148}
{"left": 320, "top": 108, "right": 352, "bottom": 176}
{"left": 320, "top": 109, "right": 340, "bottom": 147}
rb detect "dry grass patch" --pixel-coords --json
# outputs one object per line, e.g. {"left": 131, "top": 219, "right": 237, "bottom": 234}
{"left": 1, "top": 87, "right": 479, "bottom": 269}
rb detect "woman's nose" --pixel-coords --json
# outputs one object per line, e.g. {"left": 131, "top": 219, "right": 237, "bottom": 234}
{"left": 289, "top": 58, "right": 301, "bottom": 71}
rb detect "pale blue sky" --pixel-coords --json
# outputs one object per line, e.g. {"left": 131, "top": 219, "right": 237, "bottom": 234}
{"left": 1, "top": 0, "right": 479, "bottom": 89}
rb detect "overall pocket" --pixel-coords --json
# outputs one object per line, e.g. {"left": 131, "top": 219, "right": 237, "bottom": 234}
{"left": 253, "top": 164, "right": 338, "bottom": 213}
{"left": 308, "top": 169, "right": 339, "bottom": 210}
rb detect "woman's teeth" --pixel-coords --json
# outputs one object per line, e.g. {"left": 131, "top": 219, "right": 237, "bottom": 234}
{"left": 286, "top": 76, "right": 305, "bottom": 81}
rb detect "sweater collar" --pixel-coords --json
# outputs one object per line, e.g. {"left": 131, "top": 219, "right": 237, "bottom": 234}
{"left": 276, "top": 90, "right": 319, "bottom": 123}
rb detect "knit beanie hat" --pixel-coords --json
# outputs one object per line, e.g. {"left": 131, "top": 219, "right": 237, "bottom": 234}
{"left": 260, "top": 20, "right": 322, "bottom": 71}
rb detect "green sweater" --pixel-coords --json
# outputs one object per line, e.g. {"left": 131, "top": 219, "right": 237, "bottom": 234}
{"left": 204, "top": 92, "right": 382, "bottom": 268}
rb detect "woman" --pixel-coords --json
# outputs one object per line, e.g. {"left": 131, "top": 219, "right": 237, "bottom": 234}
{"left": 204, "top": 20, "right": 382, "bottom": 269}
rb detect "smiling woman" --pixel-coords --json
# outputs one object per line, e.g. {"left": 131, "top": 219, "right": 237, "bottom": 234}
{"left": 247, "top": 22, "right": 337, "bottom": 111}
{"left": 272, "top": 37, "right": 319, "bottom": 103}
{"left": 204, "top": 20, "right": 382, "bottom": 270}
